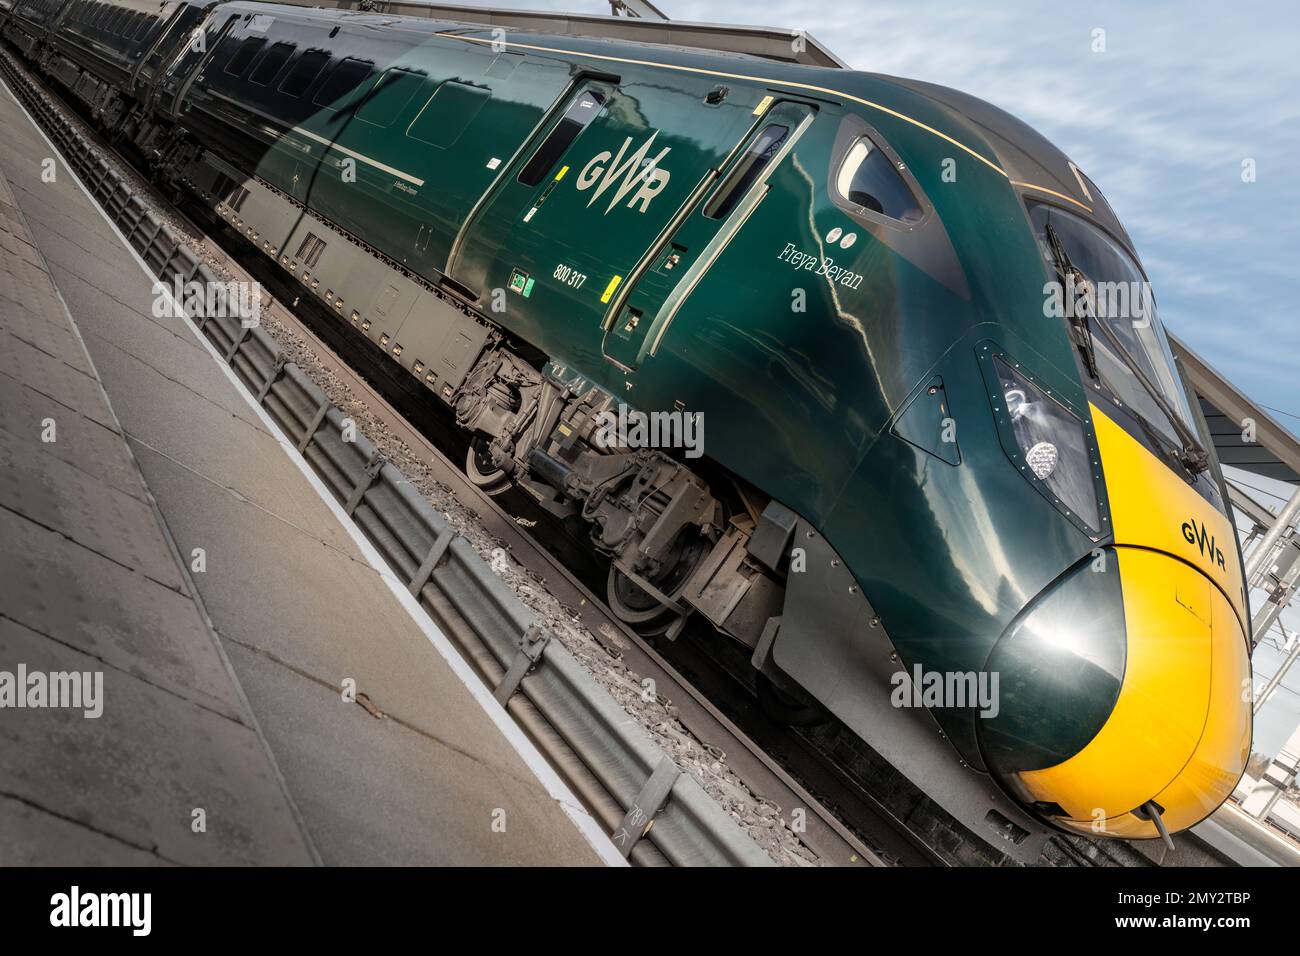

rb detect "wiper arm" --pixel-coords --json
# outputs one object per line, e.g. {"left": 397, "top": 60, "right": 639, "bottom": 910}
{"left": 1090, "top": 307, "right": 1210, "bottom": 475}
{"left": 1042, "top": 222, "right": 1210, "bottom": 477}
{"left": 1044, "top": 222, "right": 1099, "bottom": 381}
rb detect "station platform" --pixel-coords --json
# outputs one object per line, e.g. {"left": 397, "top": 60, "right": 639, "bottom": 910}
{"left": 0, "top": 81, "right": 610, "bottom": 866}
{"left": 1194, "top": 802, "right": 1300, "bottom": 868}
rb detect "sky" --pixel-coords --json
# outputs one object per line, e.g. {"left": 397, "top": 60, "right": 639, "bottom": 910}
{"left": 456, "top": 0, "right": 1300, "bottom": 753}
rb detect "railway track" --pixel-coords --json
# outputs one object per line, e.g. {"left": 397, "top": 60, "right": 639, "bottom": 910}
{"left": 0, "top": 50, "right": 935, "bottom": 868}
{"left": 2, "top": 46, "right": 1066, "bottom": 868}
{"left": 189, "top": 209, "right": 943, "bottom": 868}
{"left": 1, "top": 16, "right": 1252, "bottom": 870}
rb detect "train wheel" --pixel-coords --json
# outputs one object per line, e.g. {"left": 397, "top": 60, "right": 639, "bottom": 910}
{"left": 465, "top": 437, "right": 510, "bottom": 496}
{"left": 608, "top": 567, "right": 677, "bottom": 634}
{"left": 755, "top": 673, "right": 825, "bottom": 726}
{"left": 606, "top": 534, "right": 708, "bottom": 635}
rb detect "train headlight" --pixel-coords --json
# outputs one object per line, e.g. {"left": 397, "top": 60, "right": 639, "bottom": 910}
{"left": 991, "top": 355, "right": 1102, "bottom": 533}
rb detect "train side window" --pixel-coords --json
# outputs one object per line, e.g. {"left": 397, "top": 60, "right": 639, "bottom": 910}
{"left": 249, "top": 42, "right": 296, "bottom": 87}
{"left": 407, "top": 80, "right": 490, "bottom": 148}
{"left": 224, "top": 37, "right": 266, "bottom": 77}
{"left": 703, "top": 123, "right": 789, "bottom": 220}
{"left": 517, "top": 89, "right": 605, "bottom": 187}
{"left": 834, "top": 135, "right": 922, "bottom": 223}
{"left": 279, "top": 49, "right": 330, "bottom": 98}
{"left": 356, "top": 69, "right": 428, "bottom": 128}
{"left": 312, "top": 57, "right": 373, "bottom": 110}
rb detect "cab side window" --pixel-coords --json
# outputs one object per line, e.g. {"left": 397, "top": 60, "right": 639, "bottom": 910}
{"left": 835, "top": 135, "right": 922, "bottom": 224}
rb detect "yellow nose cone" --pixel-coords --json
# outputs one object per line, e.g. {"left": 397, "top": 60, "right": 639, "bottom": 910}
{"left": 1016, "top": 547, "right": 1251, "bottom": 837}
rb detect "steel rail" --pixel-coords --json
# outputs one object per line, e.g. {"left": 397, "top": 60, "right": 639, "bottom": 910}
{"left": 0, "top": 49, "right": 777, "bottom": 868}
{"left": 1, "top": 46, "right": 948, "bottom": 867}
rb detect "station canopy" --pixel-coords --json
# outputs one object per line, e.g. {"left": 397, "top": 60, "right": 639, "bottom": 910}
{"left": 1171, "top": 333, "right": 1300, "bottom": 486}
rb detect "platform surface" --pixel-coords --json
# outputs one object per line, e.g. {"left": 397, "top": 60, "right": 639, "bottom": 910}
{"left": 0, "top": 81, "right": 605, "bottom": 866}
{"left": 1194, "top": 802, "right": 1300, "bottom": 868}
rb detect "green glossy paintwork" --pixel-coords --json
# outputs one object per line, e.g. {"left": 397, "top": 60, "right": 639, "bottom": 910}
{"left": 169, "top": 2, "right": 1135, "bottom": 766}
{"left": 980, "top": 550, "right": 1126, "bottom": 774}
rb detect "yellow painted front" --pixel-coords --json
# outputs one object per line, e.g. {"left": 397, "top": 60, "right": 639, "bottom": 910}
{"left": 1019, "top": 548, "right": 1212, "bottom": 822}
{"left": 1097, "top": 584, "right": 1252, "bottom": 837}
{"left": 1090, "top": 404, "right": 1248, "bottom": 628}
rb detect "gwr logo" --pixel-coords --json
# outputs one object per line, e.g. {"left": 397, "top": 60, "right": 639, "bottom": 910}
{"left": 576, "top": 131, "right": 672, "bottom": 215}
{"left": 1182, "top": 517, "right": 1226, "bottom": 571}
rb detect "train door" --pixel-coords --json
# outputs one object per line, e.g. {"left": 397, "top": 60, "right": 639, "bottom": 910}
{"left": 132, "top": 3, "right": 198, "bottom": 94}
{"left": 445, "top": 74, "right": 759, "bottom": 365}
{"left": 445, "top": 77, "right": 615, "bottom": 290}
{"left": 156, "top": 6, "right": 239, "bottom": 120}
{"left": 600, "top": 100, "right": 816, "bottom": 371}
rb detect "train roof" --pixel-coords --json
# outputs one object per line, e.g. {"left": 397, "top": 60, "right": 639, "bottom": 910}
{"left": 251, "top": 2, "right": 1127, "bottom": 256}
{"left": 293, "top": 0, "right": 847, "bottom": 68}
{"left": 882, "top": 75, "right": 1137, "bottom": 258}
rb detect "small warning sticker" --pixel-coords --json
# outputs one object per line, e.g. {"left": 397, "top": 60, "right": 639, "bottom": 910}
{"left": 600, "top": 275, "right": 622, "bottom": 304}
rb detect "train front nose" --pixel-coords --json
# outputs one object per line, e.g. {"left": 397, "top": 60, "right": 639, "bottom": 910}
{"left": 979, "top": 547, "right": 1252, "bottom": 838}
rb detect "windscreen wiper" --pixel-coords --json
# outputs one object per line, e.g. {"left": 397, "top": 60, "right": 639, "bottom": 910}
{"left": 1044, "top": 221, "right": 1099, "bottom": 381}
{"left": 1042, "top": 221, "right": 1210, "bottom": 477}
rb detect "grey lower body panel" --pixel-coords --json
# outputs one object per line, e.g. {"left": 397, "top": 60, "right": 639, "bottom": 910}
{"left": 770, "top": 518, "right": 1051, "bottom": 864}
{"left": 194, "top": 151, "right": 491, "bottom": 403}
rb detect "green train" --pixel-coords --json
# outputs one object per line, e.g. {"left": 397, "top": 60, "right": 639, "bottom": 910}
{"left": 3, "top": 0, "right": 1253, "bottom": 857}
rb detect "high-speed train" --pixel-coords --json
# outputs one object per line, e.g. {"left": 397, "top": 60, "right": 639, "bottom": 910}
{"left": 1, "top": 0, "right": 1252, "bottom": 851}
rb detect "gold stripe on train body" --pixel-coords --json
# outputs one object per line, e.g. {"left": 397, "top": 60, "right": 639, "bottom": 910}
{"left": 437, "top": 32, "right": 1094, "bottom": 213}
